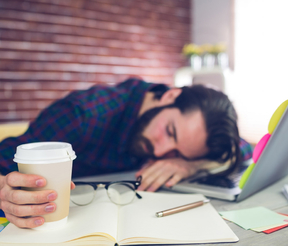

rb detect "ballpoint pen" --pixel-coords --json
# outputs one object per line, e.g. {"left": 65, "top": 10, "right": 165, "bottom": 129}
{"left": 156, "top": 199, "right": 210, "bottom": 217}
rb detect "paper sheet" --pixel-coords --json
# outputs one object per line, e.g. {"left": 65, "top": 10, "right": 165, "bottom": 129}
{"left": 251, "top": 213, "right": 288, "bottom": 233}
{"left": 219, "top": 206, "right": 287, "bottom": 230}
{"left": 117, "top": 192, "right": 238, "bottom": 244}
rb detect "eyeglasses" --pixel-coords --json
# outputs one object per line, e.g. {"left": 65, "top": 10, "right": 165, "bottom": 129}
{"left": 71, "top": 176, "right": 142, "bottom": 206}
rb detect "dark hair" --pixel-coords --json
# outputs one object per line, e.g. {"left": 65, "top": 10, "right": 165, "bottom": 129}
{"left": 172, "top": 85, "right": 241, "bottom": 176}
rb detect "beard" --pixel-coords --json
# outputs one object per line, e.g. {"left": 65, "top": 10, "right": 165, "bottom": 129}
{"left": 127, "top": 105, "right": 171, "bottom": 159}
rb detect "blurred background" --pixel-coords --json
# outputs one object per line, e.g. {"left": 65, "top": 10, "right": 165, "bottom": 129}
{"left": 0, "top": 0, "right": 190, "bottom": 121}
{"left": 0, "top": 0, "right": 287, "bottom": 145}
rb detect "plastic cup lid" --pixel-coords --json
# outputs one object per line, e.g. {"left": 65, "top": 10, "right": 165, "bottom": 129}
{"left": 13, "top": 142, "right": 76, "bottom": 164}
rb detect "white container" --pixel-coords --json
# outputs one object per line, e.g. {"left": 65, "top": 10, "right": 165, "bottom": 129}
{"left": 14, "top": 142, "right": 76, "bottom": 230}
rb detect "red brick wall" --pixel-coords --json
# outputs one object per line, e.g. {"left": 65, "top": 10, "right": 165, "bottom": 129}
{"left": 0, "top": 0, "right": 191, "bottom": 123}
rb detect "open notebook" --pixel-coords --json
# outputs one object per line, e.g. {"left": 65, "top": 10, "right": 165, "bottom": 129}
{"left": 169, "top": 102, "right": 288, "bottom": 202}
{"left": 0, "top": 190, "right": 238, "bottom": 245}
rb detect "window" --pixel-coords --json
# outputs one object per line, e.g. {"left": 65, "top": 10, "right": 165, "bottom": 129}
{"left": 231, "top": 0, "right": 288, "bottom": 144}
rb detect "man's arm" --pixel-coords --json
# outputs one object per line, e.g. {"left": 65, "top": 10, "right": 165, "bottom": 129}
{"left": 0, "top": 98, "right": 82, "bottom": 228}
{"left": 0, "top": 98, "right": 83, "bottom": 176}
{"left": 136, "top": 158, "right": 236, "bottom": 192}
{"left": 136, "top": 138, "right": 253, "bottom": 192}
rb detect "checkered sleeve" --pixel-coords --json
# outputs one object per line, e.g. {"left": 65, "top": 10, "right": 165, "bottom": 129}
{"left": 0, "top": 99, "right": 83, "bottom": 175}
{"left": 239, "top": 137, "right": 253, "bottom": 161}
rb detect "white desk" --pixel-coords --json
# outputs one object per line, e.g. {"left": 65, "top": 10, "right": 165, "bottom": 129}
{"left": 74, "top": 171, "right": 288, "bottom": 245}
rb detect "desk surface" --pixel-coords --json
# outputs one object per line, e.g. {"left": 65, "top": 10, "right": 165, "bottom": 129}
{"left": 75, "top": 171, "right": 288, "bottom": 246}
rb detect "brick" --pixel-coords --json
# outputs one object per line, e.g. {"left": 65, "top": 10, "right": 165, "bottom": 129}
{"left": 0, "top": 90, "right": 68, "bottom": 100}
{"left": 0, "top": 100, "right": 52, "bottom": 111}
{"left": 0, "top": 41, "right": 185, "bottom": 60}
{"left": 0, "top": 110, "right": 39, "bottom": 122}
{"left": 0, "top": 0, "right": 190, "bottom": 122}
{"left": 0, "top": 11, "right": 189, "bottom": 39}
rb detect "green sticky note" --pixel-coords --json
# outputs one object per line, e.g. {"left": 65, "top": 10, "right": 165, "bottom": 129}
{"left": 239, "top": 163, "right": 255, "bottom": 189}
{"left": 219, "top": 207, "right": 286, "bottom": 230}
{"left": 1, "top": 221, "right": 9, "bottom": 227}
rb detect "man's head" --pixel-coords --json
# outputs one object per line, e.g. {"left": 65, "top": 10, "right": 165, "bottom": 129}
{"left": 127, "top": 84, "right": 240, "bottom": 174}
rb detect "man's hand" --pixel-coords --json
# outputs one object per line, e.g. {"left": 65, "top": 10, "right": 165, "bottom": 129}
{"left": 136, "top": 158, "right": 203, "bottom": 192}
{"left": 0, "top": 171, "right": 75, "bottom": 229}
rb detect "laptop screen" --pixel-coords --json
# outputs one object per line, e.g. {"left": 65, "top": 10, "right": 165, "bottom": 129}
{"left": 237, "top": 105, "right": 288, "bottom": 202}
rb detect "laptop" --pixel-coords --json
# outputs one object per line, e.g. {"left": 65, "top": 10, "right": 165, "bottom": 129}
{"left": 167, "top": 105, "right": 288, "bottom": 202}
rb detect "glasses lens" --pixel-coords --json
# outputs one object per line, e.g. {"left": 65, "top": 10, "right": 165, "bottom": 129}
{"left": 107, "top": 182, "right": 136, "bottom": 205}
{"left": 70, "top": 184, "right": 95, "bottom": 206}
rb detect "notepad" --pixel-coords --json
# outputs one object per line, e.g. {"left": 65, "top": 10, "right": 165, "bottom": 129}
{"left": 0, "top": 190, "right": 238, "bottom": 245}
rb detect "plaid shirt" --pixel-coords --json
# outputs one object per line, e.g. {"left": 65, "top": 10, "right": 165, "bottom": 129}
{"left": 0, "top": 78, "right": 252, "bottom": 178}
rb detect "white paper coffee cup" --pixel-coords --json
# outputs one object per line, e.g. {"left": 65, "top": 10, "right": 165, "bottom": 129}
{"left": 14, "top": 142, "right": 76, "bottom": 230}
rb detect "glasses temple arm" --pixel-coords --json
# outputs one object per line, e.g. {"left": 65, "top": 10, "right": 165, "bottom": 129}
{"left": 135, "top": 192, "right": 142, "bottom": 199}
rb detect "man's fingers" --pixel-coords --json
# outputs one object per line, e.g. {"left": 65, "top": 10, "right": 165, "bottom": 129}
{"left": 145, "top": 170, "right": 174, "bottom": 192}
{"left": 165, "top": 173, "right": 183, "bottom": 187}
{"left": 2, "top": 201, "right": 56, "bottom": 217}
{"left": 1, "top": 189, "right": 57, "bottom": 205}
{"left": 71, "top": 181, "right": 75, "bottom": 190}
{"left": 135, "top": 161, "right": 154, "bottom": 177}
{"left": 6, "top": 172, "right": 46, "bottom": 188}
{"left": 138, "top": 163, "right": 174, "bottom": 192}
{"left": 5, "top": 213, "right": 45, "bottom": 229}
{"left": 137, "top": 164, "right": 161, "bottom": 191}
{"left": 137, "top": 159, "right": 193, "bottom": 192}
{"left": 138, "top": 172, "right": 162, "bottom": 191}
{"left": 138, "top": 161, "right": 161, "bottom": 180}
